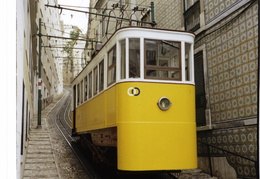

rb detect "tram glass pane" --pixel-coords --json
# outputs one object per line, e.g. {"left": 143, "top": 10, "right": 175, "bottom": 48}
{"left": 108, "top": 46, "right": 116, "bottom": 85}
{"left": 129, "top": 38, "right": 140, "bottom": 78}
{"left": 80, "top": 80, "right": 83, "bottom": 103}
{"left": 120, "top": 40, "right": 126, "bottom": 79}
{"left": 94, "top": 67, "right": 98, "bottom": 95}
{"left": 99, "top": 60, "right": 104, "bottom": 91}
{"left": 145, "top": 40, "right": 181, "bottom": 80}
{"left": 84, "top": 76, "right": 88, "bottom": 101}
{"left": 88, "top": 72, "right": 92, "bottom": 98}
{"left": 77, "top": 84, "right": 80, "bottom": 106}
{"left": 185, "top": 43, "right": 191, "bottom": 81}
{"left": 146, "top": 69, "right": 181, "bottom": 79}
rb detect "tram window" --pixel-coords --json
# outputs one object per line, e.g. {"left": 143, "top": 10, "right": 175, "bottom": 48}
{"left": 88, "top": 72, "right": 92, "bottom": 98}
{"left": 80, "top": 80, "right": 83, "bottom": 103}
{"left": 99, "top": 60, "right": 104, "bottom": 91}
{"left": 147, "top": 70, "right": 181, "bottom": 79}
{"left": 120, "top": 40, "right": 126, "bottom": 79}
{"left": 77, "top": 83, "right": 80, "bottom": 106}
{"left": 94, "top": 67, "right": 98, "bottom": 95}
{"left": 84, "top": 76, "right": 88, "bottom": 101}
{"left": 129, "top": 38, "right": 140, "bottom": 78}
{"left": 107, "top": 45, "right": 116, "bottom": 86}
{"left": 185, "top": 43, "right": 192, "bottom": 81}
{"left": 144, "top": 39, "right": 181, "bottom": 80}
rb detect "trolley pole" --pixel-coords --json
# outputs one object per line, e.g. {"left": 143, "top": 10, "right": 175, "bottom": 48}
{"left": 37, "top": 18, "right": 42, "bottom": 128}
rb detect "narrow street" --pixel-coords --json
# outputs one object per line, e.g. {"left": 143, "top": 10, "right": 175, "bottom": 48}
{"left": 24, "top": 90, "right": 91, "bottom": 179}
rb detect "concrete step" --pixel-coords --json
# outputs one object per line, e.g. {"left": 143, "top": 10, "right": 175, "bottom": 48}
{"left": 23, "top": 169, "right": 59, "bottom": 178}
{"left": 24, "top": 163, "right": 57, "bottom": 170}
{"left": 28, "top": 140, "right": 51, "bottom": 145}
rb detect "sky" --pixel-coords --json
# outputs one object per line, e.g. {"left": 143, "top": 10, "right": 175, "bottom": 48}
{"left": 58, "top": 0, "right": 90, "bottom": 34}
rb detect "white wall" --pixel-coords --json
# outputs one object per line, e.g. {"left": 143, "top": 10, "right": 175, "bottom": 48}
{"left": 16, "top": 0, "right": 25, "bottom": 177}
{"left": 1, "top": 0, "right": 17, "bottom": 178}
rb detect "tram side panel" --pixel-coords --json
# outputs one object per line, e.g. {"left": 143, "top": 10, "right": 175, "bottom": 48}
{"left": 116, "top": 82, "right": 197, "bottom": 171}
{"left": 74, "top": 86, "right": 117, "bottom": 133}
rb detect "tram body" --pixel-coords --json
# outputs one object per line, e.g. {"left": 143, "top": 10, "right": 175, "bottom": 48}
{"left": 71, "top": 27, "right": 197, "bottom": 171}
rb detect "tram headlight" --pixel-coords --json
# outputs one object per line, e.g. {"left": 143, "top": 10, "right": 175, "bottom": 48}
{"left": 157, "top": 97, "right": 172, "bottom": 111}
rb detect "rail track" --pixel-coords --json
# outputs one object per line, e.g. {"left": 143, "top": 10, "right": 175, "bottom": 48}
{"left": 50, "top": 87, "right": 101, "bottom": 179}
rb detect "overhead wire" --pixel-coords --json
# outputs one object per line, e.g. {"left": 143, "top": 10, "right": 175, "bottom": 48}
{"left": 44, "top": 1, "right": 154, "bottom": 47}
{"left": 107, "top": 0, "right": 150, "bottom": 8}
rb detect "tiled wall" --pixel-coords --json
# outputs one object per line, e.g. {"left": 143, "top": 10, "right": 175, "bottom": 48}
{"left": 198, "top": 1, "right": 258, "bottom": 178}
{"left": 206, "top": 1, "right": 258, "bottom": 123}
{"left": 198, "top": 125, "right": 257, "bottom": 177}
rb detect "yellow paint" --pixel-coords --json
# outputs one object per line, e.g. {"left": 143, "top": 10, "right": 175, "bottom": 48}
{"left": 76, "top": 92, "right": 107, "bottom": 132}
{"left": 117, "top": 122, "right": 197, "bottom": 170}
{"left": 75, "top": 82, "right": 197, "bottom": 170}
{"left": 116, "top": 82, "right": 197, "bottom": 170}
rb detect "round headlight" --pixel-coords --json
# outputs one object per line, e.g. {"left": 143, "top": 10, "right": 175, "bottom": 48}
{"left": 157, "top": 97, "right": 172, "bottom": 111}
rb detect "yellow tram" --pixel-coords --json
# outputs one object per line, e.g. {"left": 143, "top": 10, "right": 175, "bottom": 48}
{"left": 71, "top": 27, "right": 197, "bottom": 171}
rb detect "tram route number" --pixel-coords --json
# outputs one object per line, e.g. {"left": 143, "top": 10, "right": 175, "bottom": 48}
{"left": 127, "top": 87, "right": 140, "bottom": 96}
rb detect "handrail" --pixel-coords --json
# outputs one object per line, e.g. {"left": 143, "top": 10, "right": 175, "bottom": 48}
{"left": 198, "top": 141, "right": 257, "bottom": 163}
{"left": 197, "top": 140, "right": 257, "bottom": 178}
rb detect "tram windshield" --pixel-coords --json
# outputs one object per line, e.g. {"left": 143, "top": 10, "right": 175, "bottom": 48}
{"left": 116, "top": 35, "right": 193, "bottom": 83}
{"left": 145, "top": 40, "right": 181, "bottom": 80}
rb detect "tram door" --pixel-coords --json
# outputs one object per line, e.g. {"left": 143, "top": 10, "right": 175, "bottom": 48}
{"left": 72, "top": 85, "right": 76, "bottom": 134}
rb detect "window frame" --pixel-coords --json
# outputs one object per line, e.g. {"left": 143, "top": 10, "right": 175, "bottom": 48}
{"left": 129, "top": 38, "right": 141, "bottom": 78}
{"left": 144, "top": 39, "right": 182, "bottom": 81}
{"left": 93, "top": 66, "right": 98, "bottom": 95}
{"left": 84, "top": 75, "right": 88, "bottom": 101}
{"left": 119, "top": 39, "right": 126, "bottom": 79}
{"left": 99, "top": 60, "right": 104, "bottom": 92}
{"left": 88, "top": 71, "right": 93, "bottom": 99}
{"left": 183, "top": 0, "right": 200, "bottom": 32}
{"left": 107, "top": 45, "right": 117, "bottom": 86}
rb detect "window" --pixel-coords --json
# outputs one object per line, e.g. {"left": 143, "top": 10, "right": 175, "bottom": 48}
{"left": 120, "top": 40, "right": 126, "bottom": 79}
{"left": 185, "top": 43, "right": 192, "bottom": 81}
{"left": 84, "top": 76, "right": 88, "bottom": 101}
{"left": 144, "top": 40, "right": 181, "bottom": 80}
{"left": 184, "top": 0, "right": 200, "bottom": 32}
{"left": 129, "top": 38, "right": 140, "bottom": 78}
{"left": 94, "top": 67, "right": 98, "bottom": 95}
{"left": 107, "top": 46, "right": 116, "bottom": 86}
{"left": 80, "top": 80, "right": 83, "bottom": 103}
{"left": 88, "top": 72, "right": 92, "bottom": 98}
{"left": 77, "top": 83, "right": 80, "bottom": 105}
{"left": 99, "top": 60, "right": 104, "bottom": 91}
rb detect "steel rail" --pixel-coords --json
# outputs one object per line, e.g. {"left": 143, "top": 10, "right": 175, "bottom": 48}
{"left": 50, "top": 88, "right": 101, "bottom": 179}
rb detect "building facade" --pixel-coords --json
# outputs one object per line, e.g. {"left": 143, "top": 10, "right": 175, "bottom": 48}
{"left": 62, "top": 25, "right": 87, "bottom": 85}
{"left": 16, "top": 0, "right": 63, "bottom": 177}
{"left": 86, "top": 0, "right": 258, "bottom": 178}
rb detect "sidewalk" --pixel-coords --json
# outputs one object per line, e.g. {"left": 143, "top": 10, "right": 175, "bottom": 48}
{"left": 23, "top": 92, "right": 66, "bottom": 179}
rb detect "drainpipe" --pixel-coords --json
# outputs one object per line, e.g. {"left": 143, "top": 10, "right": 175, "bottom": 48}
{"left": 37, "top": 18, "right": 42, "bottom": 128}
{"left": 151, "top": 2, "right": 157, "bottom": 26}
